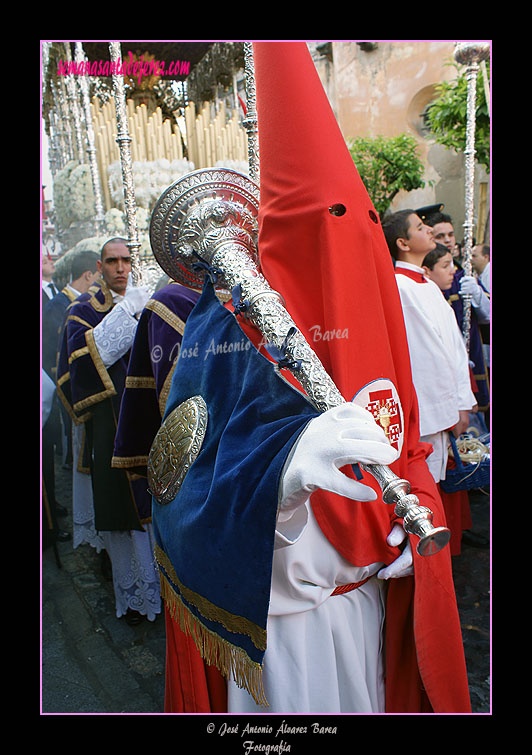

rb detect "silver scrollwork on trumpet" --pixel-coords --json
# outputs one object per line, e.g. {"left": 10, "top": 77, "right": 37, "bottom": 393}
{"left": 149, "top": 168, "right": 450, "bottom": 556}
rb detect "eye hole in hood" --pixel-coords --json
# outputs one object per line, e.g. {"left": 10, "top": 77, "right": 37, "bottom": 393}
{"left": 328, "top": 203, "right": 346, "bottom": 216}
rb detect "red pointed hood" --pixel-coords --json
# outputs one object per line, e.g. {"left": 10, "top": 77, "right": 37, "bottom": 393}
{"left": 254, "top": 40, "right": 421, "bottom": 565}
{"left": 252, "top": 41, "right": 471, "bottom": 714}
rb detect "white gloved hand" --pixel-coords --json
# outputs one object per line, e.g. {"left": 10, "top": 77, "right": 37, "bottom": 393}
{"left": 459, "top": 275, "right": 484, "bottom": 306}
{"left": 459, "top": 275, "right": 490, "bottom": 323}
{"left": 279, "top": 402, "right": 399, "bottom": 512}
{"left": 376, "top": 524, "right": 414, "bottom": 580}
{"left": 119, "top": 280, "right": 152, "bottom": 317}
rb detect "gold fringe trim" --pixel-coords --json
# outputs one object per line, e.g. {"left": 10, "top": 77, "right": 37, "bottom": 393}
{"left": 159, "top": 569, "right": 269, "bottom": 708}
{"left": 155, "top": 543, "right": 266, "bottom": 651}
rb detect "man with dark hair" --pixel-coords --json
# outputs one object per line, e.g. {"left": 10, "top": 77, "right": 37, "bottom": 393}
{"left": 424, "top": 211, "right": 460, "bottom": 258}
{"left": 96, "top": 237, "right": 131, "bottom": 295}
{"left": 71, "top": 250, "right": 100, "bottom": 284}
{"left": 382, "top": 210, "right": 426, "bottom": 261}
{"left": 56, "top": 238, "right": 159, "bottom": 624}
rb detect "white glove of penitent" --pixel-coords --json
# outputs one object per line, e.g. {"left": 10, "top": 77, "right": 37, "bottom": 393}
{"left": 119, "top": 276, "right": 152, "bottom": 317}
{"left": 279, "top": 402, "right": 399, "bottom": 513}
{"left": 376, "top": 523, "right": 414, "bottom": 579}
{"left": 459, "top": 275, "right": 490, "bottom": 322}
{"left": 92, "top": 279, "right": 152, "bottom": 368}
{"left": 459, "top": 275, "right": 483, "bottom": 306}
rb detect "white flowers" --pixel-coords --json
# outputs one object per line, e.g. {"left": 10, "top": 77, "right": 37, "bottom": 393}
{"left": 53, "top": 160, "right": 96, "bottom": 228}
{"left": 107, "top": 158, "right": 194, "bottom": 211}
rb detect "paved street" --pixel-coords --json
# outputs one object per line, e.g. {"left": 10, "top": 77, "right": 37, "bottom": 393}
{"left": 41, "top": 455, "right": 490, "bottom": 716}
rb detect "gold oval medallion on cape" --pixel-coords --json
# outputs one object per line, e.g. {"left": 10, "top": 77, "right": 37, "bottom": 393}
{"left": 148, "top": 395, "right": 208, "bottom": 505}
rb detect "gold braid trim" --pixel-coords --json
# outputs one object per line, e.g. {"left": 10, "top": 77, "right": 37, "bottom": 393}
{"left": 89, "top": 281, "right": 114, "bottom": 312}
{"left": 159, "top": 360, "right": 177, "bottom": 417}
{"left": 69, "top": 345, "right": 90, "bottom": 364}
{"left": 159, "top": 568, "right": 269, "bottom": 708}
{"left": 111, "top": 453, "right": 148, "bottom": 469}
{"left": 61, "top": 286, "right": 77, "bottom": 302}
{"left": 155, "top": 543, "right": 266, "bottom": 651}
{"left": 55, "top": 373, "right": 91, "bottom": 425}
{"left": 145, "top": 298, "right": 186, "bottom": 335}
{"left": 125, "top": 376, "right": 157, "bottom": 389}
{"left": 66, "top": 314, "right": 93, "bottom": 329}
{"left": 142, "top": 299, "right": 184, "bottom": 417}
{"left": 71, "top": 328, "right": 117, "bottom": 414}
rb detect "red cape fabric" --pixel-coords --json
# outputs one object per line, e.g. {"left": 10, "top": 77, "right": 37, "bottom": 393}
{"left": 253, "top": 41, "right": 470, "bottom": 713}
{"left": 164, "top": 606, "right": 227, "bottom": 713}
{"left": 438, "top": 486, "right": 473, "bottom": 557}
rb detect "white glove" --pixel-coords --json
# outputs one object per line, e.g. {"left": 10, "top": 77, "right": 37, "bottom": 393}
{"left": 279, "top": 402, "right": 399, "bottom": 512}
{"left": 459, "top": 275, "right": 484, "bottom": 306}
{"left": 119, "top": 280, "right": 152, "bottom": 317}
{"left": 376, "top": 524, "right": 414, "bottom": 579}
{"left": 459, "top": 275, "right": 490, "bottom": 323}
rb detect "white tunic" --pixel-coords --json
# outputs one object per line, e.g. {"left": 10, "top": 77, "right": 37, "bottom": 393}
{"left": 395, "top": 262, "right": 475, "bottom": 438}
{"left": 227, "top": 501, "right": 386, "bottom": 713}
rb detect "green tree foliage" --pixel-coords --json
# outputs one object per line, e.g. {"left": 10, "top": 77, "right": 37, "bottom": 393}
{"left": 348, "top": 133, "right": 427, "bottom": 217}
{"left": 425, "top": 61, "right": 490, "bottom": 172}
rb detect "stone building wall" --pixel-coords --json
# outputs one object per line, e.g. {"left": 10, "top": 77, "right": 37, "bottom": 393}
{"left": 310, "top": 41, "right": 489, "bottom": 241}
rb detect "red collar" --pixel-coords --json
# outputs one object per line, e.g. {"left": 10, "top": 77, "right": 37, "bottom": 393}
{"left": 395, "top": 266, "right": 427, "bottom": 283}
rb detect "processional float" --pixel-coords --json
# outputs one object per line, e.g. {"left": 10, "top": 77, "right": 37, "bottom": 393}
{"left": 453, "top": 41, "right": 490, "bottom": 351}
{"left": 139, "top": 43, "right": 449, "bottom": 556}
